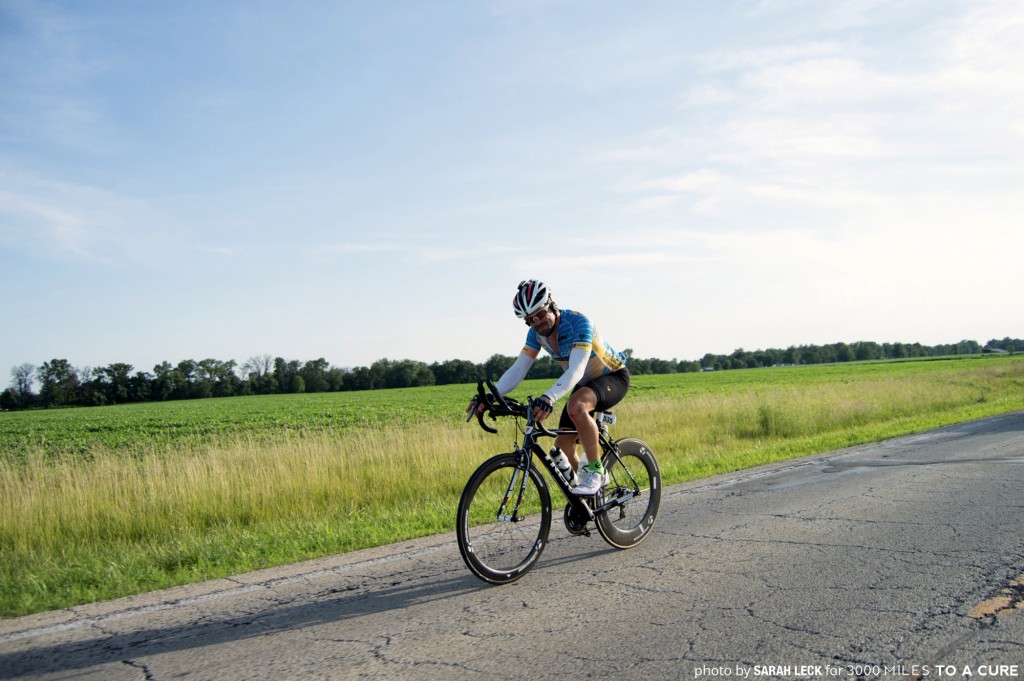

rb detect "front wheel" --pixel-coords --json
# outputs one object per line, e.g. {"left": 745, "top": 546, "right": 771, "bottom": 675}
{"left": 456, "top": 453, "right": 552, "bottom": 584}
{"left": 594, "top": 438, "right": 661, "bottom": 549}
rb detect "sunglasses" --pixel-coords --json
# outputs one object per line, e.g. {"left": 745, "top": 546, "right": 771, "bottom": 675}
{"left": 524, "top": 308, "right": 550, "bottom": 325}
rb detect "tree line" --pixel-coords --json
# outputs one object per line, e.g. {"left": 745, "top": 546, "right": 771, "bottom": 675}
{"left": 2, "top": 338, "right": 1021, "bottom": 411}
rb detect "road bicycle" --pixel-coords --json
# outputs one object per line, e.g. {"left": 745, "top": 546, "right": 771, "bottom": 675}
{"left": 456, "top": 380, "right": 661, "bottom": 584}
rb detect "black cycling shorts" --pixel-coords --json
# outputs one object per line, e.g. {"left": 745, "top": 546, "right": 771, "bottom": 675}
{"left": 558, "top": 368, "right": 631, "bottom": 429}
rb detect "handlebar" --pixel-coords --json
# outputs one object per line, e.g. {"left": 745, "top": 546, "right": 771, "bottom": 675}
{"left": 465, "top": 380, "right": 558, "bottom": 438}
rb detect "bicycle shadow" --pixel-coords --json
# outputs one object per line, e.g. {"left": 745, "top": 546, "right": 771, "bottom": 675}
{"left": 0, "top": 544, "right": 616, "bottom": 678}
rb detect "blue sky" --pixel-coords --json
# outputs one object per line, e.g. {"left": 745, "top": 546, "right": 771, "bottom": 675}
{"left": 2, "top": 0, "right": 1021, "bottom": 379}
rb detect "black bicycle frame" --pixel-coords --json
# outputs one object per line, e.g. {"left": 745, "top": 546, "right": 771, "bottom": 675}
{"left": 471, "top": 379, "right": 643, "bottom": 522}
{"left": 517, "top": 426, "right": 595, "bottom": 521}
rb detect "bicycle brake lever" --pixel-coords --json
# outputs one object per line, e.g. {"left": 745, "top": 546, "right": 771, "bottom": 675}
{"left": 526, "top": 396, "right": 558, "bottom": 438}
{"left": 484, "top": 379, "right": 513, "bottom": 413}
{"left": 470, "top": 381, "right": 499, "bottom": 433}
{"left": 535, "top": 421, "right": 557, "bottom": 438}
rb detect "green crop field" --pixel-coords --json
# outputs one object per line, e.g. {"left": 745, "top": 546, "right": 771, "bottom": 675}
{"left": 0, "top": 387, "right": 469, "bottom": 462}
{"left": 2, "top": 355, "right": 1023, "bottom": 617}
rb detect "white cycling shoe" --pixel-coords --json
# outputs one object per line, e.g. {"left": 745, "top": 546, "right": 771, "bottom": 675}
{"left": 572, "top": 467, "right": 608, "bottom": 496}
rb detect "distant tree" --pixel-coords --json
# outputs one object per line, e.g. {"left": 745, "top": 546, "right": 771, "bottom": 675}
{"left": 326, "top": 366, "right": 347, "bottom": 391}
{"left": 242, "top": 355, "right": 276, "bottom": 394}
{"left": 170, "top": 360, "right": 197, "bottom": 399}
{"left": 628, "top": 357, "right": 651, "bottom": 374}
{"left": 818, "top": 345, "right": 838, "bottom": 364}
{"left": 217, "top": 360, "right": 240, "bottom": 396}
{"left": 885, "top": 342, "right": 909, "bottom": 359}
{"left": 799, "top": 346, "right": 822, "bottom": 365}
{"left": 151, "top": 362, "right": 176, "bottom": 401}
{"left": 854, "top": 341, "right": 882, "bottom": 361}
{"left": 369, "top": 358, "right": 435, "bottom": 389}
{"left": 5, "top": 334, "right": 1018, "bottom": 407}
{"left": 700, "top": 353, "right": 720, "bottom": 370}
{"left": 273, "top": 357, "right": 303, "bottom": 393}
{"left": 527, "top": 356, "right": 564, "bottom": 379}
{"left": 37, "top": 359, "right": 79, "bottom": 407}
{"left": 835, "top": 343, "right": 855, "bottom": 363}
{"left": 677, "top": 360, "right": 700, "bottom": 373}
{"left": 649, "top": 358, "right": 677, "bottom": 374}
{"left": 386, "top": 359, "right": 434, "bottom": 388}
{"left": 77, "top": 366, "right": 102, "bottom": 405}
{"left": 483, "top": 354, "right": 515, "bottom": 380}
{"left": 430, "top": 359, "right": 481, "bottom": 385}
{"left": 986, "top": 337, "right": 1023, "bottom": 353}
{"left": 299, "top": 358, "right": 330, "bottom": 393}
{"left": 0, "top": 389, "right": 18, "bottom": 410}
{"left": 96, "top": 363, "right": 134, "bottom": 404}
{"left": 343, "top": 366, "right": 373, "bottom": 391}
{"left": 9, "top": 363, "right": 35, "bottom": 408}
{"left": 243, "top": 354, "right": 274, "bottom": 378}
{"left": 196, "top": 359, "right": 239, "bottom": 397}
{"left": 129, "top": 370, "right": 153, "bottom": 402}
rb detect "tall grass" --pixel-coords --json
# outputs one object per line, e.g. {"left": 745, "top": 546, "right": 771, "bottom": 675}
{"left": 616, "top": 364, "right": 1020, "bottom": 482}
{"left": 2, "top": 357, "right": 1023, "bottom": 617}
{"left": 0, "top": 426, "right": 486, "bottom": 615}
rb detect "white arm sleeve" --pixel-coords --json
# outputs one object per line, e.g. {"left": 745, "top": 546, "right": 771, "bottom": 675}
{"left": 494, "top": 352, "right": 535, "bottom": 395}
{"left": 543, "top": 346, "right": 590, "bottom": 404}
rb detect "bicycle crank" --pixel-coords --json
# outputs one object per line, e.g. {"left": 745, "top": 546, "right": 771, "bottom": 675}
{"left": 563, "top": 502, "right": 591, "bottom": 536}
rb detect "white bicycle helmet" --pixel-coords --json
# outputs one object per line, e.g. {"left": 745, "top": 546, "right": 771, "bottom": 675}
{"left": 512, "top": 279, "right": 551, "bottom": 318}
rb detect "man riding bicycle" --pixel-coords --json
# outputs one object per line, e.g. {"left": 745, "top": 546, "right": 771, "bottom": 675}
{"left": 474, "top": 279, "right": 631, "bottom": 496}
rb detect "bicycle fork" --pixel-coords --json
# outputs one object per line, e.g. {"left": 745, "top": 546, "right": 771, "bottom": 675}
{"left": 501, "top": 444, "right": 598, "bottom": 525}
{"left": 496, "top": 447, "right": 546, "bottom": 523}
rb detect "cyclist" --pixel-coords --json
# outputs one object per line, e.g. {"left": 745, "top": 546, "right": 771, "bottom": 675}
{"left": 474, "top": 279, "right": 630, "bottom": 495}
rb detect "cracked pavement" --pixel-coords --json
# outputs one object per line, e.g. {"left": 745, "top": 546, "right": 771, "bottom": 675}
{"left": 2, "top": 412, "right": 1023, "bottom": 680}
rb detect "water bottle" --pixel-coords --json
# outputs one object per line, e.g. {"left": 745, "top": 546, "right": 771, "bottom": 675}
{"left": 551, "top": 448, "right": 577, "bottom": 486}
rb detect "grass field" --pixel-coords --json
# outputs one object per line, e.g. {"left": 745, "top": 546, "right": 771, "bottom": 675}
{"left": 2, "top": 355, "right": 1023, "bottom": 617}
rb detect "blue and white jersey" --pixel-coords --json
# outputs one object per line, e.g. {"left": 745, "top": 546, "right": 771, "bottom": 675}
{"left": 523, "top": 309, "right": 626, "bottom": 384}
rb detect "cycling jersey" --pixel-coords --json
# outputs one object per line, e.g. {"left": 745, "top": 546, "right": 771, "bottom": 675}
{"left": 524, "top": 308, "right": 626, "bottom": 382}
{"left": 494, "top": 308, "right": 626, "bottom": 404}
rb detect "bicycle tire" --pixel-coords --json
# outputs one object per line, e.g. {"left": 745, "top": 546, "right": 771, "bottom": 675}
{"left": 594, "top": 438, "right": 661, "bottom": 549}
{"left": 456, "top": 453, "right": 552, "bottom": 584}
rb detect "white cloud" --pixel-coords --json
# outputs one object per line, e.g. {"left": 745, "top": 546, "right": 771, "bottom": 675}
{"left": 696, "top": 41, "right": 843, "bottom": 73}
{"left": 642, "top": 169, "right": 726, "bottom": 193}
{"left": 0, "top": 170, "right": 178, "bottom": 265}
{"left": 316, "top": 242, "right": 407, "bottom": 254}
{"left": 740, "top": 57, "right": 900, "bottom": 106}
{"left": 679, "top": 83, "right": 737, "bottom": 108}
{"left": 619, "top": 0, "right": 1022, "bottom": 236}
{"left": 722, "top": 114, "right": 889, "bottom": 161}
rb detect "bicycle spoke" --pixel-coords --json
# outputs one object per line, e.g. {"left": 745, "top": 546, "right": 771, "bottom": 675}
{"left": 457, "top": 454, "right": 552, "bottom": 584}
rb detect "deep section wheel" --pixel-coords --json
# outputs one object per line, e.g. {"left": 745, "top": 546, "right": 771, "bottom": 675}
{"left": 594, "top": 438, "right": 661, "bottom": 549}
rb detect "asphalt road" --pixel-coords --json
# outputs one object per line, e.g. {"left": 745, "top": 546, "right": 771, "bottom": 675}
{"left": 2, "top": 412, "right": 1023, "bottom": 681}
